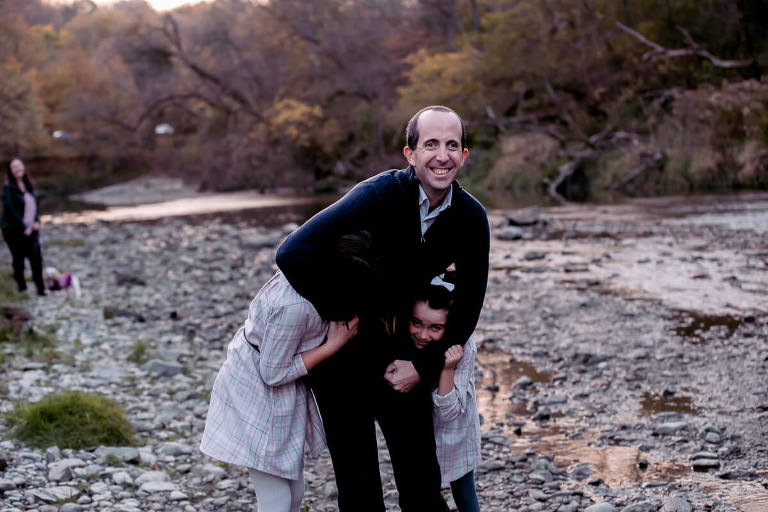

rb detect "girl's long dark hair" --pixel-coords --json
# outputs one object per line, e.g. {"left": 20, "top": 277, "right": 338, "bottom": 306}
{"left": 6, "top": 158, "right": 35, "bottom": 192}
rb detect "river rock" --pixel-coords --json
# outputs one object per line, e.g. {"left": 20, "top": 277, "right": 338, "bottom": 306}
{"left": 584, "top": 503, "right": 615, "bottom": 512}
{"left": 661, "top": 497, "right": 693, "bottom": 512}
{"left": 620, "top": 502, "right": 652, "bottom": 512}
{"left": 514, "top": 376, "right": 533, "bottom": 388}
{"left": 47, "top": 458, "right": 85, "bottom": 482}
{"left": 496, "top": 226, "right": 524, "bottom": 240}
{"left": 135, "top": 471, "right": 170, "bottom": 485}
{"left": 654, "top": 422, "right": 688, "bottom": 435}
{"left": 704, "top": 432, "right": 721, "bottom": 443}
{"left": 142, "top": 359, "right": 184, "bottom": 377}
{"left": 95, "top": 446, "right": 140, "bottom": 463}
{"left": 112, "top": 471, "right": 133, "bottom": 485}
{"left": 158, "top": 441, "right": 194, "bottom": 457}
{"left": 139, "top": 481, "right": 178, "bottom": 492}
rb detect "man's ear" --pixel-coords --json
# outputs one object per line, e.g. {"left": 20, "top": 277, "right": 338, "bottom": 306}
{"left": 403, "top": 146, "right": 415, "bottom": 166}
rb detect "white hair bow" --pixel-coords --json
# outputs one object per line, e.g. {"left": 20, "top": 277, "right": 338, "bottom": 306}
{"left": 430, "top": 275, "right": 454, "bottom": 292}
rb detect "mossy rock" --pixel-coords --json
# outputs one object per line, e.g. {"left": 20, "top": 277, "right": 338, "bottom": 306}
{"left": 6, "top": 391, "right": 136, "bottom": 450}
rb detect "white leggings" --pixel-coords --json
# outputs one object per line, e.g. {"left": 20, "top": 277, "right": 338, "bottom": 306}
{"left": 248, "top": 468, "right": 305, "bottom": 512}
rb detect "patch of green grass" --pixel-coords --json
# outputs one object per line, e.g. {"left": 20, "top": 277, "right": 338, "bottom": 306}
{"left": 5, "top": 391, "right": 137, "bottom": 450}
{"left": 102, "top": 453, "right": 124, "bottom": 467}
{"left": 45, "top": 239, "right": 85, "bottom": 248}
{"left": 0, "top": 323, "right": 58, "bottom": 359}
{"left": 127, "top": 341, "right": 149, "bottom": 364}
{"left": 0, "top": 269, "right": 26, "bottom": 302}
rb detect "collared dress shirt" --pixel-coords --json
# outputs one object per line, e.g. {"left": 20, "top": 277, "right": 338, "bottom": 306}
{"left": 200, "top": 271, "right": 327, "bottom": 480}
{"left": 432, "top": 336, "right": 481, "bottom": 483}
{"left": 418, "top": 183, "right": 453, "bottom": 236}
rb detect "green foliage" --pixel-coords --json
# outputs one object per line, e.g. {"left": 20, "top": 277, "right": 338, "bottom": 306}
{"left": 4, "top": 0, "right": 768, "bottom": 198}
{"left": 45, "top": 239, "right": 85, "bottom": 248}
{"left": 0, "top": 323, "right": 57, "bottom": 359}
{"left": 127, "top": 340, "right": 149, "bottom": 365}
{"left": 5, "top": 390, "right": 136, "bottom": 450}
{"left": 0, "top": 268, "right": 26, "bottom": 302}
{"left": 650, "top": 79, "right": 768, "bottom": 191}
{"left": 102, "top": 453, "right": 124, "bottom": 467}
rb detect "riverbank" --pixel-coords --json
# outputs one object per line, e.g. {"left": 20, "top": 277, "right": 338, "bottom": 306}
{"left": 0, "top": 192, "right": 766, "bottom": 511}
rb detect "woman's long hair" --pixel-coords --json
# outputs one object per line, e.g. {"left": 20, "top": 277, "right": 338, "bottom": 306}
{"left": 6, "top": 158, "right": 35, "bottom": 192}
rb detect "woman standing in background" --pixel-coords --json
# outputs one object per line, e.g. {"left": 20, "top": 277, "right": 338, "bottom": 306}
{"left": 2, "top": 158, "right": 46, "bottom": 295}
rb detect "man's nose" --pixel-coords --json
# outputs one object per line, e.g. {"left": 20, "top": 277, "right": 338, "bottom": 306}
{"left": 434, "top": 145, "right": 450, "bottom": 161}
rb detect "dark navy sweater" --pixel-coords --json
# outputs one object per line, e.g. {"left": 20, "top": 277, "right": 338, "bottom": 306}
{"left": 2, "top": 184, "right": 40, "bottom": 233}
{"left": 276, "top": 166, "right": 490, "bottom": 386}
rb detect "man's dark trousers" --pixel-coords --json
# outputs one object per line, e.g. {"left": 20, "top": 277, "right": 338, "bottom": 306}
{"left": 307, "top": 337, "right": 449, "bottom": 512}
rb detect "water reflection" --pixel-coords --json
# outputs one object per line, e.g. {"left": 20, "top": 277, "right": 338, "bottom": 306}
{"left": 475, "top": 349, "right": 553, "bottom": 426}
{"left": 671, "top": 310, "right": 743, "bottom": 344}
{"left": 43, "top": 192, "right": 336, "bottom": 227}
{"left": 640, "top": 391, "right": 701, "bottom": 416}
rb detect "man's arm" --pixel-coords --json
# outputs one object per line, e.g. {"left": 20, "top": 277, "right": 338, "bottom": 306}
{"left": 276, "top": 181, "right": 378, "bottom": 317}
{"left": 410, "top": 204, "right": 490, "bottom": 386}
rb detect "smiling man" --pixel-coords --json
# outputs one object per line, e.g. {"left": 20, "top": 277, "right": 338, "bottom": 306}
{"left": 275, "top": 105, "right": 490, "bottom": 512}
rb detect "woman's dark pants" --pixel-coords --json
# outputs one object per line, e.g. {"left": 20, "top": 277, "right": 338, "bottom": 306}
{"left": 2, "top": 229, "right": 45, "bottom": 294}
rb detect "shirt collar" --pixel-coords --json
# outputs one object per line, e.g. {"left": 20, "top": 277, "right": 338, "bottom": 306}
{"left": 417, "top": 183, "right": 453, "bottom": 214}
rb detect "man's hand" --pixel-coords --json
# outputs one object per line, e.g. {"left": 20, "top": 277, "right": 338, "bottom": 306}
{"left": 443, "top": 345, "right": 463, "bottom": 370}
{"left": 384, "top": 360, "right": 420, "bottom": 393}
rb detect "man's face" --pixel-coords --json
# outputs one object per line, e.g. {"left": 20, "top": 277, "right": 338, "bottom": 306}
{"left": 409, "top": 300, "right": 448, "bottom": 350}
{"left": 403, "top": 110, "right": 468, "bottom": 206}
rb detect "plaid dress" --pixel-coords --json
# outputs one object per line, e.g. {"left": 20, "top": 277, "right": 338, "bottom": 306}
{"left": 432, "top": 337, "right": 481, "bottom": 483}
{"left": 200, "top": 272, "right": 327, "bottom": 480}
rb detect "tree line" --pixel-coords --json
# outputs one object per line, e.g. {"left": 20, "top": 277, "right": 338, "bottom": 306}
{"left": 2, "top": 0, "right": 767, "bottom": 202}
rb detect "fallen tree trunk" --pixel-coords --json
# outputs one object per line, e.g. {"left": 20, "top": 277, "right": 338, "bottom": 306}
{"left": 546, "top": 150, "right": 597, "bottom": 204}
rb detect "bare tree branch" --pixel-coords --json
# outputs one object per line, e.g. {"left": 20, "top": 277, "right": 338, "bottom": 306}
{"left": 611, "top": 150, "right": 665, "bottom": 190}
{"left": 160, "top": 14, "right": 266, "bottom": 123}
{"left": 546, "top": 150, "right": 597, "bottom": 204}
{"left": 616, "top": 21, "right": 753, "bottom": 69}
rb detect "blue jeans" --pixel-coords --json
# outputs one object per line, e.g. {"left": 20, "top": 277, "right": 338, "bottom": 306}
{"left": 450, "top": 471, "right": 480, "bottom": 512}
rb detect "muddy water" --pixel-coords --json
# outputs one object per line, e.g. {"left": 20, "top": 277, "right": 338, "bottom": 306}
{"left": 475, "top": 349, "right": 553, "bottom": 426}
{"left": 475, "top": 350, "right": 768, "bottom": 511}
{"left": 670, "top": 310, "right": 744, "bottom": 344}
{"left": 640, "top": 391, "right": 701, "bottom": 416}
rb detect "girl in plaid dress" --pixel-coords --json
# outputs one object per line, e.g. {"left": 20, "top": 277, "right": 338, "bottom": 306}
{"left": 201, "top": 233, "right": 382, "bottom": 512}
{"left": 406, "top": 282, "right": 481, "bottom": 512}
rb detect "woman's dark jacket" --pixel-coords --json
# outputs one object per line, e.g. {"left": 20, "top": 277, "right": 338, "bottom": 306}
{"left": 2, "top": 184, "right": 40, "bottom": 233}
{"left": 276, "top": 166, "right": 490, "bottom": 386}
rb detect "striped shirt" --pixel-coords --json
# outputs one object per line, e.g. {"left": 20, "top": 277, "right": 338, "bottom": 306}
{"left": 200, "top": 271, "right": 327, "bottom": 480}
{"left": 432, "top": 337, "right": 481, "bottom": 483}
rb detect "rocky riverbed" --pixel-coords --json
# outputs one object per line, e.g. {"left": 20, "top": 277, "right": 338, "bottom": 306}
{"left": 0, "top": 191, "right": 767, "bottom": 512}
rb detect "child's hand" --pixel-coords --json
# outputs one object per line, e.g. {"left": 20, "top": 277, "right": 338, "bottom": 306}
{"left": 443, "top": 345, "right": 463, "bottom": 369}
{"left": 326, "top": 316, "right": 359, "bottom": 350}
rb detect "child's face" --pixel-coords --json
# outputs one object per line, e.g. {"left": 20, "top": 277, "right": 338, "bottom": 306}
{"left": 409, "top": 300, "right": 448, "bottom": 350}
